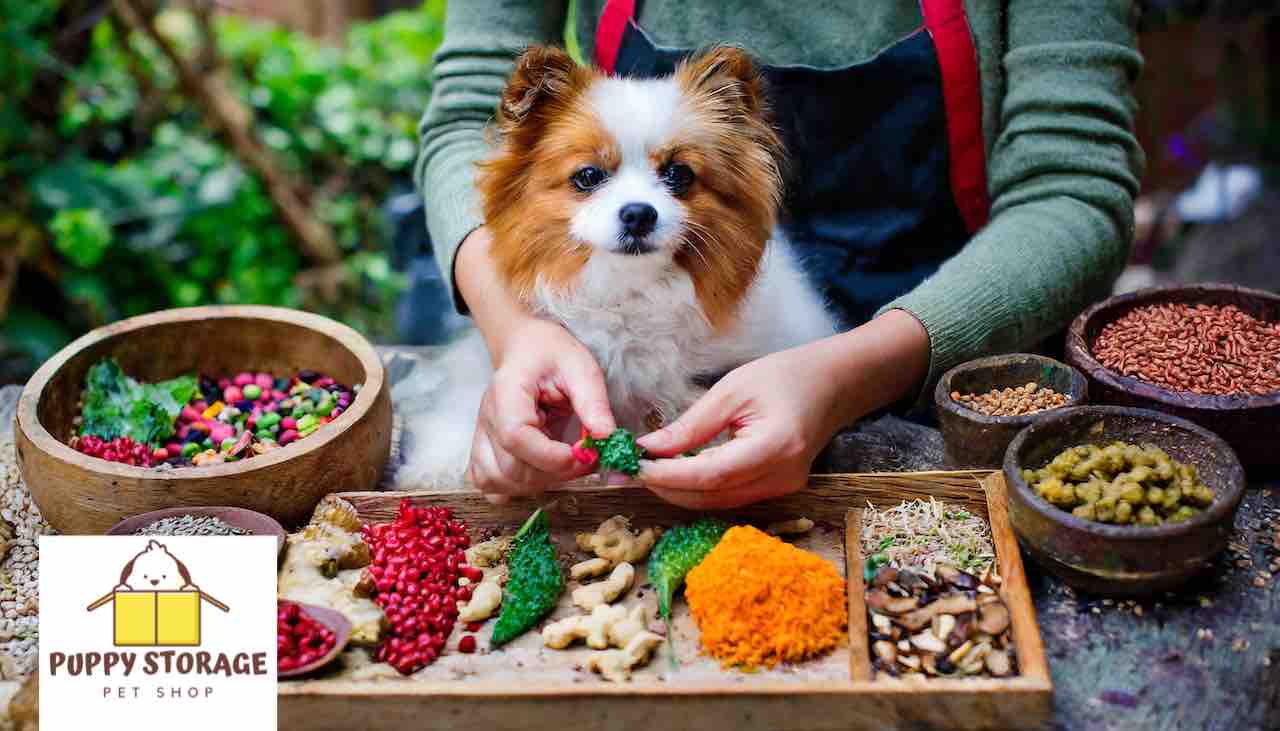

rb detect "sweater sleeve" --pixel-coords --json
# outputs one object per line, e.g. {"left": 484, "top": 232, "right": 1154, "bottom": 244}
{"left": 878, "top": 0, "right": 1144, "bottom": 395}
{"left": 415, "top": 1, "right": 568, "bottom": 311}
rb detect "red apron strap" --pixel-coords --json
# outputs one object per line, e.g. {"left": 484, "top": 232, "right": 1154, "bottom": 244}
{"left": 921, "top": 0, "right": 991, "bottom": 233}
{"left": 594, "top": 0, "right": 636, "bottom": 74}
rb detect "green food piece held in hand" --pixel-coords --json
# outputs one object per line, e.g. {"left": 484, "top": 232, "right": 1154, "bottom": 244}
{"left": 576, "top": 428, "right": 645, "bottom": 476}
{"left": 648, "top": 518, "right": 728, "bottom": 633}
{"left": 490, "top": 508, "right": 564, "bottom": 647}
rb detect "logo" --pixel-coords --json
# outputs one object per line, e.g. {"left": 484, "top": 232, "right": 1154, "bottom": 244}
{"left": 86, "top": 540, "right": 229, "bottom": 647}
{"left": 40, "top": 536, "right": 277, "bottom": 731}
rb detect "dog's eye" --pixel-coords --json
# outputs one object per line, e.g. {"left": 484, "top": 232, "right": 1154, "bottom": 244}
{"left": 661, "top": 163, "right": 695, "bottom": 196}
{"left": 570, "top": 166, "right": 607, "bottom": 192}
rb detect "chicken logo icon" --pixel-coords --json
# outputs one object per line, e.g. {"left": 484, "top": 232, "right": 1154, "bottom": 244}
{"left": 86, "top": 540, "right": 230, "bottom": 646}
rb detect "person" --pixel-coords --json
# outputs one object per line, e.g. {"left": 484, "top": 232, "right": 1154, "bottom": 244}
{"left": 415, "top": 0, "right": 1143, "bottom": 508}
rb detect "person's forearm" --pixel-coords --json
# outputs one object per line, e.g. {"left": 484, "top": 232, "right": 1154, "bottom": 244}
{"left": 455, "top": 228, "right": 539, "bottom": 364}
{"left": 813, "top": 309, "right": 931, "bottom": 432}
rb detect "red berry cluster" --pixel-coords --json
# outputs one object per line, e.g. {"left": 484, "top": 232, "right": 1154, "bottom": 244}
{"left": 72, "top": 435, "right": 158, "bottom": 467}
{"left": 278, "top": 601, "right": 336, "bottom": 672}
{"left": 362, "top": 500, "right": 474, "bottom": 675}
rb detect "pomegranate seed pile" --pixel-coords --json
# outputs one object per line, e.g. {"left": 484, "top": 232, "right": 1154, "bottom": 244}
{"left": 363, "top": 500, "right": 478, "bottom": 674}
{"left": 71, "top": 435, "right": 160, "bottom": 467}
{"left": 278, "top": 601, "right": 337, "bottom": 672}
{"left": 1092, "top": 302, "right": 1280, "bottom": 396}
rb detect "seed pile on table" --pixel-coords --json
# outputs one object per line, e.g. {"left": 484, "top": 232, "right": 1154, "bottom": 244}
{"left": 134, "top": 514, "right": 250, "bottom": 536}
{"left": 951, "top": 382, "right": 1069, "bottom": 416}
{"left": 70, "top": 358, "right": 358, "bottom": 468}
{"left": 685, "top": 525, "right": 846, "bottom": 669}
{"left": 1091, "top": 302, "right": 1280, "bottom": 396}
{"left": 860, "top": 499, "right": 1014, "bottom": 680}
{"left": 1023, "top": 441, "right": 1215, "bottom": 525}
{"left": 0, "top": 438, "right": 51, "bottom": 680}
{"left": 362, "top": 500, "right": 474, "bottom": 675}
{"left": 277, "top": 600, "right": 337, "bottom": 673}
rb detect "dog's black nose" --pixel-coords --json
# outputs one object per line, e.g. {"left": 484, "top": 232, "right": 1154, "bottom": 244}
{"left": 619, "top": 202, "right": 657, "bottom": 237}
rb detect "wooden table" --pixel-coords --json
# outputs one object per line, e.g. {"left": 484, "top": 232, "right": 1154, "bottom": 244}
{"left": 4, "top": 345, "right": 1278, "bottom": 729}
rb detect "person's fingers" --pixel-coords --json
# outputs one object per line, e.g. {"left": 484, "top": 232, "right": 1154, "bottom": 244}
{"left": 637, "top": 432, "right": 779, "bottom": 491}
{"left": 636, "top": 388, "right": 734, "bottom": 457}
{"left": 558, "top": 352, "right": 616, "bottom": 437}
{"left": 488, "top": 379, "right": 578, "bottom": 474}
{"left": 646, "top": 474, "right": 798, "bottom": 510}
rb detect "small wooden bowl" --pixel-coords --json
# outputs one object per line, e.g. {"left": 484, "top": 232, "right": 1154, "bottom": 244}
{"left": 16, "top": 306, "right": 393, "bottom": 534}
{"left": 278, "top": 601, "right": 352, "bottom": 679}
{"left": 1003, "top": 405, "right": 1245, "bottom": 596}
{"left": 106, "top": 506, "right": 287, "bottom": 555}
{"left": 935, "top": 354, "right": 1087, "bottom": 468}
{"left": 1064, "top": 283, "right": 1280, "bottom": 468}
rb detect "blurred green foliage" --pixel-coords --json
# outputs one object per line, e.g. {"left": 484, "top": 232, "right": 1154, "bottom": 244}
{"left": 0, "top": 0, "right": 447, "bottom": 381}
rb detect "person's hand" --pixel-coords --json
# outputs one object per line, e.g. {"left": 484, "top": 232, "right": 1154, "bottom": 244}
{"left": 467, "top": 318, "right": 616, "bottom": 498}
{"left": 636, "top": 310, "right": 930, "bottom": 509}
{"left": 455, "top": 227, "right": 617, "bottom": 499}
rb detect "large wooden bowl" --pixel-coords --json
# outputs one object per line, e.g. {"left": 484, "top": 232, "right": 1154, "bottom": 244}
{"left": 16, "top": 306, "right": 392, "bottom": 534}
{"left": 935, "top": 353, "right": 1087, "bottom": 468}
{"left": 1003, "top": 405, "right": 1245, "bottom": 596}
{"left": 1064, "top": 283, "right": 1280, "bottom": 468}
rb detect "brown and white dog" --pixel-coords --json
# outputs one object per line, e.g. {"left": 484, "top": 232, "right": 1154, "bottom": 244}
{"left": 401, "top": 46, "right": 835, "bottom": 488}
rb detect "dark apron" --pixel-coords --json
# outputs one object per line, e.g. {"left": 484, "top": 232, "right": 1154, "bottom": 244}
{"left": 594, "top": 0, "right": 992, "bottom": 328}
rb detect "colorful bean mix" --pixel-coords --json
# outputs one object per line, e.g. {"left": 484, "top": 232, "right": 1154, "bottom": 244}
{"left": 362, "top": 500, "right": 473, "bottom": 675}
{"left": 951, "top": 382, "right": 1070, "bottom": 416}
{"left": 278, "top": 601, "right": 337, "bottom": 672}
{"left": 74, "top": 369, "right": 357, "bottom": 468}
{"left": 1092, "top": 302, "right": 1280, "bottom": 396}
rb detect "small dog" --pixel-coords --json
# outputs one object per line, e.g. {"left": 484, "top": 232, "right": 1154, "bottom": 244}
{"left": 400, "top": 46, "right": 836, "bottom": 488}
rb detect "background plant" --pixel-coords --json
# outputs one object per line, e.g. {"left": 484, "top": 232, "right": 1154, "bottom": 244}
{"left": 0, "top": 0, "right": 445, "bottom": 383}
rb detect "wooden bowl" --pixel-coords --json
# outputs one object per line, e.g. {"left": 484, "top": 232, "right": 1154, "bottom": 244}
{"left": 1064, "top": 283, "right": 1280, "bottom": 468}
{"left": 935, "top": 354, "right": 1087, "bottom": 469}
{"left": 106, "top": 506, "right": 287, "bottom": 555}
{"left": 16, "top": 306, "right": 392, "bottom": 534}
{"left": 278, "top": 601, "right": 352, "bottom": 679}
{"left": 1003, "top": 405, "right": 1245, "bottom": 596}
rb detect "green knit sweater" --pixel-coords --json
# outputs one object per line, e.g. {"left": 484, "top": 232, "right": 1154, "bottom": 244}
{"left": 415, "top": 0, "right": 1144, "bottom": 394}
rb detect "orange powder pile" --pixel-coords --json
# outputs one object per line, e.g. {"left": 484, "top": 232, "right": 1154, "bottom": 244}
{"left": 684, "top": 525, "right": 846, "bottom": 668}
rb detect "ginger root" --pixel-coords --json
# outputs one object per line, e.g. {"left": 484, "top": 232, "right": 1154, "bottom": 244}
{"left": 766, "top": 517, "right": 814, "bottom": 536}
{"left": 572, "top": 562, "right": 634, "bottom": 610}
{"left": 542, "top": 603, "right": 648, "bottom": 650}
{"left": 586, "top": 631, "right": 664, "bottom": 682}
{"left": 575, "top": 516, "right": 658, "bottom": 565}
{"left": 466, "top": 535, "right": 513, "bottom": 568}
{"left": 570, "top": 557, "right": 611, "bottom": 581}
{"left": 459, "top": 566, "right": 507, "bottom": 623}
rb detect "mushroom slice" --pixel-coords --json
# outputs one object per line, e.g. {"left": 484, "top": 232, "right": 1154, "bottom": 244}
{"left": 985, "top": 648, "right": 1013, "bottom": 676}
{"left": 977, "top": 602, "right": 1011, "bottom": 636}
{"left": 909, "top": 630, "right": 947, "bottom": 654}
{"left": 866, "top": 589, "right": 920, "bottom": 615}
{"left": 895, "top": 594, "right": 977, "bottom": 632}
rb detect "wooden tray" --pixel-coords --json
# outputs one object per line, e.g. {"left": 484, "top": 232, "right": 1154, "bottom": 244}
{"left": 278, "top": 472, "right": 1052, "bottom": 730}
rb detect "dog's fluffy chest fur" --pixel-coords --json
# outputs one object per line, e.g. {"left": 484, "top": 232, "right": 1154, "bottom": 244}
{"left": 534, "top": 238, "right": 838, "bottom": 431}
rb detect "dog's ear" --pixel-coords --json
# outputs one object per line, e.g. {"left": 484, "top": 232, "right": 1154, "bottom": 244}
{"left": 498, "top": 46, "right": 583, "bottom": 134}
{"left": 676, "top": 46, "right": 767, "bottom": 119}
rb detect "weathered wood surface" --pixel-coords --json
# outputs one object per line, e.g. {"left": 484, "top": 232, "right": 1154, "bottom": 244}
{"left": 4, "top": 341, "right": 1280, "bottom": 729}
{"left": 373, "top": 348, "right": 1280, "bottom": 731}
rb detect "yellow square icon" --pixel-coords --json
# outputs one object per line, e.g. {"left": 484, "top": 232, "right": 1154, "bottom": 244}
{"left": 113, "top": 592, "right": 157, "bottom": 646}
{"left": 156, "top": 591, "right": 201, "bottom": 646}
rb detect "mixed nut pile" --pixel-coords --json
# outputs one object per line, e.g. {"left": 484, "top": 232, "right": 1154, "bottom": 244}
{"left": 1092, "top": 302, "right": 1280, "bottom": 396}
{"left": 866, "top": 565, "right": 1015, "bottom": 679}
{"left": 951, "top": 382, "right": 1070, "bottom": 417}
